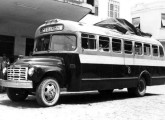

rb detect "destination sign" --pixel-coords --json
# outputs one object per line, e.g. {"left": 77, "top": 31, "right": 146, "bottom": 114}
{"left": 40, "top": 25, "right": 63, "bottom": 33}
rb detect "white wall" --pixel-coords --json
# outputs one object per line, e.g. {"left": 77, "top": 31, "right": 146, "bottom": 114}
{"left": 131, "top": 2, "right": 165, "bottom": 40}
{"left": 98, "top": 0, "right": 109, "bottom": 19}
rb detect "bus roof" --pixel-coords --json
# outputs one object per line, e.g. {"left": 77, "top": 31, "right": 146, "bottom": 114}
{"left": 35, "top": 19, "right": 162, "bottom": 46}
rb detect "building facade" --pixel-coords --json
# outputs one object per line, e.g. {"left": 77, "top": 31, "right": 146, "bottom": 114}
{"left": 84, "top": 0, "right": 120, "bottom": 19}
{"left": 0, "top": 0, "right": 91, "bottom": 62}
{"left": 131, "top": 1, "right": 165, "bottom": 48}
{"left": 0, "top": 0, "right": 120, "bottom": 61}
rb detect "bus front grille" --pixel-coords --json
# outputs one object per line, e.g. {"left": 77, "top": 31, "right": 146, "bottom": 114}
{"left": 7, "top": 67, "right": 28, "bottom": 81}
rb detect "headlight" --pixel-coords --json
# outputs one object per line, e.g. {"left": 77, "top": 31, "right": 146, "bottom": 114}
{"left": 2, "top": 67, "right": 7, "bottom": 74}
{"left": 28, "top": 67, "right": 35, "bottom": 76}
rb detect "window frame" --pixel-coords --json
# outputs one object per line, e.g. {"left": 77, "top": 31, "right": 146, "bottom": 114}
{"left": 134, "top": 42, "right": 143, "bottom": 55}
{"left": 81, "top": 33, "right": 96, "bottom": 50}
{"left": 112, "top": 38, "right": 122, "bottom": 53}
{"left": 143, "top": 43, "right": 151, "bottom": 56}
{"left": 132, "top": 17, "right": 140, "bottom": 29}
{"left": 152, "top": 45, "right": 159, "bottom": 57}
{"left": 124, "top": 40, "right": 133, "bottom": 54}
{"left": 161, "top": 13, "right": 165, "bottom": 28}
{"left": 159, "top": 46, "right": 164, "bottom": 57}
{"left": 99, "top": 36, "right": 110, "bottom": 52}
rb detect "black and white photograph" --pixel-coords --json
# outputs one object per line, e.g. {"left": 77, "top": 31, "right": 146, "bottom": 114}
{"left": 0, "top": 0, "right": 165, "bottom": 120}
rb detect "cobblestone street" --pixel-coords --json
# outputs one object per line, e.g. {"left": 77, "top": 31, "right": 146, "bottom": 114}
{"left": 0, "top": 85, "right": 165, "bottom": 120}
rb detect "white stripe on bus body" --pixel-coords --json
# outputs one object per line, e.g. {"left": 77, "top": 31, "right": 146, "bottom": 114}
{"left": 79, "top": 54, "right": 165, "bottom": 67}
{"left": 79, "top": 54, "right": 124, "bottom": 65}
{"left": 82, "top": 77, "right": 138, "bottom": 81}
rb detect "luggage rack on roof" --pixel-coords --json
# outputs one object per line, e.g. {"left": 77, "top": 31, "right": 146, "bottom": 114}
{"left": 94, "top": 18, "right": 152, "bottom": 37}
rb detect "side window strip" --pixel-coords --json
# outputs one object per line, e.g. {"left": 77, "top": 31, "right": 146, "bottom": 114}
{"left": 99, "top": 36, "right": 110, "bottom": 52}
{"left": 112, "top": 38, "right": 121, "bottom": 53}
{"left": 81, "top": 33, "right": 96, "bottom": 50}
{"left": 124, "top": 40, "right": 133, "bottom": 54}
{"left": 135, "top": 42, "right": 142, "bottom": 55}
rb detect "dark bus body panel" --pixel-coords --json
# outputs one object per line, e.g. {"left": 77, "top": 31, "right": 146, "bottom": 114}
{"left": 80, "top": 63, "right": 165, "bottom": 91}
{"left": 30, "top": 53, "right": 165, "bottom": 92}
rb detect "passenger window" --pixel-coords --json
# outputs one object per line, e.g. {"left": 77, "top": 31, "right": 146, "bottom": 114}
{"left": 144, "top": 44, "right": 151, "bottom": 56}
{"left": 99, "top": 36, "right": 110, "bottom": 52}
{"left": 159, "top": 46, "right": 164, "bottom": 57}
{"left": 112, "top": 38, "right": 121, "bottom": 53}
{"left": 124, "top": 40, "right": 132, "bottom": 54}
{"left": 135, "top": 42, "right": 142, "bottom": 55}
{"left": 81, "top": 33, "right": 96, "bottom": 50}
{"left": 152, "top": 45, "right": 158, "bottom": 56}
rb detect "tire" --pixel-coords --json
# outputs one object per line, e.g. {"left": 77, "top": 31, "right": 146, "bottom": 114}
{"left": 36, "top": 77, "right": 60, "bottom": 107}
{"left": 7, "top": 88, "right": 28, "bottom": 101}
{"left": 98, "top": 89, "right": 113, "bottom": 95}
{"left": 127, "top": 77, "right": 146, "bottom": 97}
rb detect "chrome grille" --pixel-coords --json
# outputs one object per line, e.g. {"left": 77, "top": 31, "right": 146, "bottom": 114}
{"left": 7, "top": 67, "right": 28, "bottom": 81}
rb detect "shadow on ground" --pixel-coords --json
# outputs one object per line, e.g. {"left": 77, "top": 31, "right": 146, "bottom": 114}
{"left": 0, "top": 90, "right": 162, "bottom": 108}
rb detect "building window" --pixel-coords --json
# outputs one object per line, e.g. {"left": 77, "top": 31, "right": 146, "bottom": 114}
{"left": 87, "top": 0, "right": 94, "bottom": 6}
{"left": 161, "top": 13, "right": 165, "bottom": 28}
{"left": 110, "top": 4, "right": 114, "bottom": 11}
{"left": 132, "top": 17, "right": 140, "bottom": 29}
{"left": 0, "top": 35, "right": 14, "bottom": 57}
{"left": 110, "top": 11, "right": 113, "bottom": 17}
{"left": 26, "top": 38, "right": 34, "bottom": 56}
{"left": 95, "top": 6, "right": 98, "bottom": 16}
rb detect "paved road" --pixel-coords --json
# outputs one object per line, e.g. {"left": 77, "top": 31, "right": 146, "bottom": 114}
{"left": 0, "top": 85, "right": 165, "bottom": 120}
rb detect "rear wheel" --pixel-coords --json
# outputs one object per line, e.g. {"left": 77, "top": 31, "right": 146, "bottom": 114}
{"left": 36, "top": 77, "right": 60, "bottom": 107}
{"left": 7, "top": 88, "right": 28, "bottom": 101}
{"left": 128, "top": 77, "right": 146, "bottom": 97}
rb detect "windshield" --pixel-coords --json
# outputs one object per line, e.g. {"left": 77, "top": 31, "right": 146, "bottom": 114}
{"left": 35, "top": 35, "right": 50, "bottom": 51}
{"left": 35, "top": 35, "right": 76, "bottom": 52}
{"left": 50, "top": 35, "right": 76, "bottom": 51}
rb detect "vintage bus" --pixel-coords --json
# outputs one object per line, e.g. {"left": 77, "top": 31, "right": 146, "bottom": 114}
{"left": 0, "top": 19, "right": 165, "bottom": 107}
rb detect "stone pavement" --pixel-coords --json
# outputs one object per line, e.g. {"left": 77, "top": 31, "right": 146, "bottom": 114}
{"left": 0, "top": 85, "right": 165, "bottom": 120}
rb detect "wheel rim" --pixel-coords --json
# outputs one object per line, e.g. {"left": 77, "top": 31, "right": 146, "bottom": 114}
{"left": 43, "top": 81, "right": 59, "bottom": 103}
{"left": 138, "top": 80, "right": 146, "bottom": 93}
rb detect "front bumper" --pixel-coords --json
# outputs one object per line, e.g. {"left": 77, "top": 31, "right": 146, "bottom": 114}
{"left": 0, "top": 79, "right": 33, "bottom": 88}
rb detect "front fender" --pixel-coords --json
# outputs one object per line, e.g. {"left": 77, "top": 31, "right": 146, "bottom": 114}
{"left": 30, "top": 65, "right": 66, "bottom": 86}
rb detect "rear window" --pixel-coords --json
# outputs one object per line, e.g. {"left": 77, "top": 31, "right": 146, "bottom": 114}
{"left": 159, "top": 46, "right": 164, "bottom": 57}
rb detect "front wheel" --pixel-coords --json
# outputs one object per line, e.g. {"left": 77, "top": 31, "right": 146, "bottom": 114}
{"left": 7, "top": 88, "right": 28, "bottom": 101}
{"left": 36, "top": 77, "right": 60, "bottom": 107}
{"left": 128, "top": 77, "right": 146, "bottom": 97}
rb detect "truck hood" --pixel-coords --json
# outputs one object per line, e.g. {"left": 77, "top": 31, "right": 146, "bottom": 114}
{"left": 13, "top": 56, "right": 63, "bottom": 67}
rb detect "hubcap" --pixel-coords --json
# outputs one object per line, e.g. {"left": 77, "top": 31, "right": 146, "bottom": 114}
{"left": 44, "top": 83, "right": 56, "bottom": 102}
